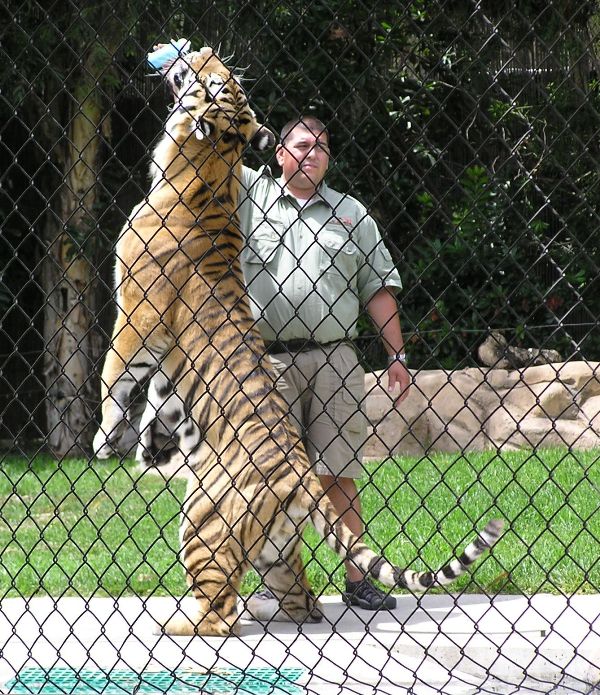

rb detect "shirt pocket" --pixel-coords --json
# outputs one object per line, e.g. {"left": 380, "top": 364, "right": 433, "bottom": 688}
{"left": 244, "top": 218, "right": 282, "bottom": 266}
{"left": 319, "top": 226, "right": 358, "bottom": 283}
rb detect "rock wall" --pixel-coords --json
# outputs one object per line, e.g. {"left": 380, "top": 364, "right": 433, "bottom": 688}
{"left": 364, "top": 361, "right": 600, "bottom": 457}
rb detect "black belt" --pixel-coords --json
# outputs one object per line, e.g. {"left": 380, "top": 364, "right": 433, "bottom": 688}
{"left": 264, "top": 339, "right": 345, "bottom": 355}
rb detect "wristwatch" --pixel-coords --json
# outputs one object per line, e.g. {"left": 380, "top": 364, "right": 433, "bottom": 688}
{"left": 387, "top": 352, "right": 407, "bottom": 365}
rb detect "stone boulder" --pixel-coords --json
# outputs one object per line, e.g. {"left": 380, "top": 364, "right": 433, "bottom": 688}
{"left": 364, "top": 361, "right": 600, "bottom": 458}
{"left": 477, "top": 331, "right": 562, "bottom": 368}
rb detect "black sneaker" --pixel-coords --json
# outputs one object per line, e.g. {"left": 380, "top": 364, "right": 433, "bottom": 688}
{"left": 252, "top": 587, "right": 276, "bottom": 601}
{"left": 342, "top": 578, "right": 397, "bottom": 611}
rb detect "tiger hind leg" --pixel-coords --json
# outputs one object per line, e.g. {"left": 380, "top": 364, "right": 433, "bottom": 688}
{"left": 162, "top": 558, "right": 244, "bottom": 637}
{"left": 161, "top": 480, "right": 246, "bottom": 636}
{"left": 245, "top": 539, "right": 323, "bottom": 624}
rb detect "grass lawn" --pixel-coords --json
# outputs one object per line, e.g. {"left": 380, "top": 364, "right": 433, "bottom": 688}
{"left": 0, "top": 448, "right": 599, "bottom": 599}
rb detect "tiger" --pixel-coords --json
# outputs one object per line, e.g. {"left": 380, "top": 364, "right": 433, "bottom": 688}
{"left": 93, "top": 46, "right": 504, "bottom": 637}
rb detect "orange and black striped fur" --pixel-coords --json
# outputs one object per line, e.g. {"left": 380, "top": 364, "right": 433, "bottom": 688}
{"left": 94, "top": 47, "right": 503, "bottom": 637}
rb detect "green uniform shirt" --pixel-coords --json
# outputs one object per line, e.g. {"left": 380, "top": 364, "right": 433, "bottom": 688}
{"left": 238, "top": 166, "right": 402, "bottom": 343}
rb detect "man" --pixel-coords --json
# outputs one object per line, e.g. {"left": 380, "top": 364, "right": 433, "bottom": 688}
{"left": 238, "top": 115, "right": 410, "bottom": 611}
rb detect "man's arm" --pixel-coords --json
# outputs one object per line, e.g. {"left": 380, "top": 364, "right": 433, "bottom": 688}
{"left": 365, "top": 287, "right": 410, "bottom": 404}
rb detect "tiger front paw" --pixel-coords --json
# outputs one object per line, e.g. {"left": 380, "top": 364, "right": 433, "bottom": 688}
{"left": 92, "top": 428, "right": 117, "bottom": 460}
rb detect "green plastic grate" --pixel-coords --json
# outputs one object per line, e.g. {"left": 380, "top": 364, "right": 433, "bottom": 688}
{"left": 5, "top": 667, "right": 306, "bottom": 694}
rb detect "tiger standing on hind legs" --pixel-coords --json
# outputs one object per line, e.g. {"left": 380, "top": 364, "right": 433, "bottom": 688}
{"left": 93, "top": 43, "right": 504, "bottom": 637}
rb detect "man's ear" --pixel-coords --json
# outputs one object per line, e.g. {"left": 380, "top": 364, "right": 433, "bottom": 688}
{"left": 275, "top": 143, "right": 285, "bottom": 166}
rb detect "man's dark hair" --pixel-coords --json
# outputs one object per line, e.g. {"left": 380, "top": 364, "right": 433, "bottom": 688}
{"left": 280, "top": 115, "right": 329, "bottom": 145}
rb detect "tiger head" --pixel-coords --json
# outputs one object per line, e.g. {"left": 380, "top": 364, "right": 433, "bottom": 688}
{"left": 160, "top": 47, "right": 275, "bottom": 151}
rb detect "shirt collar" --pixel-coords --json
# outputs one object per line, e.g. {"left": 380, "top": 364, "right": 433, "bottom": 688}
{"left": 278, "top": 176, "right": 334, "bottom": 209}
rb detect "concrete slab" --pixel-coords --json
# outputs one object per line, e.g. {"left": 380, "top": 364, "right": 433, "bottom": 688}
{"left": 1, "top": 593, "right": 598, "bottom": 694}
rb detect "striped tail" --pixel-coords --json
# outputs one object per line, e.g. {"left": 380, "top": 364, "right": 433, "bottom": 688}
{"left": 310, "top": 492, "right": 503, "bottom": 592}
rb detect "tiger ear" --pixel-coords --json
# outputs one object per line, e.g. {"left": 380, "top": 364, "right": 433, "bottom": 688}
{"left": 250, "top": 126, "right": 276, "bottom": 151}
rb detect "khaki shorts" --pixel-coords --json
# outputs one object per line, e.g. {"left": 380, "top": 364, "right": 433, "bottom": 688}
{"left": 268, "top": 342, "right": 367, "bottom": 479}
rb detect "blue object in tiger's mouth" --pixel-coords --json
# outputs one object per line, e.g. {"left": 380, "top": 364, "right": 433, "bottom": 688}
{"left": 147, "top": 38, "right": 191, "bottom": 70}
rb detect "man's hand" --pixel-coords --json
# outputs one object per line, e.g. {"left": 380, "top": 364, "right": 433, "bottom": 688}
{"left": 387, "top": 360, "right": 410, "bottom": 405}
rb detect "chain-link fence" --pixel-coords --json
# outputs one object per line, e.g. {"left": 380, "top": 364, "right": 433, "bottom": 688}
{"left": 1, "top": 1, "right": 600, "bottom": 693}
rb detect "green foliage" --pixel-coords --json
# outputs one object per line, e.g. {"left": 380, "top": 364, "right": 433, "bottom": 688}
{"left": 229, "top": 0, "right": 600, "bottom": 367}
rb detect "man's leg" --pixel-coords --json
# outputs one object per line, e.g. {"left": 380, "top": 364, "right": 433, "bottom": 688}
{"left": 318, "top": 474, "right": 364, "bottom": 582}
{"left": 307, "top": 345, "right": 396, "bottom": 611}
{"left": 318, "top": 472, "right": 396, "bottom": 610}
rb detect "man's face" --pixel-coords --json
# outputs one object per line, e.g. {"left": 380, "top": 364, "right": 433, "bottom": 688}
{"left": 276, "top": 124, "right": 330, "bottom": 194}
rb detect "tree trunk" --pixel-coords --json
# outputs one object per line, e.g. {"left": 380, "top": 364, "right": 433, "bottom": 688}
{"left": 42, "top": 86, "right": 106, "bottom": 457}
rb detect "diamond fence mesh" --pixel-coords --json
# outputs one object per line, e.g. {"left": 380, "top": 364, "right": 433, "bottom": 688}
{"left": 1, "top": 1, "right": 600, "bottom": 693}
